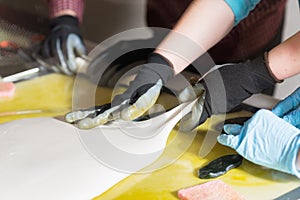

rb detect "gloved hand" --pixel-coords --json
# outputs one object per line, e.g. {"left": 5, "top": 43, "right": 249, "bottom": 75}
{"left": 65, "top": 53, "right": 174, "bottom": 129}
{"left": 180, "top": 53, "right": 280, "bottom": 131}
{"left": 218, "top": 109, "right": 300, "bottom": 177}
{"left": 40, "top": 15, "right": 86, "bottom": 75}
{"left": 272, "top": 87, "right": 300, "bottom": 128}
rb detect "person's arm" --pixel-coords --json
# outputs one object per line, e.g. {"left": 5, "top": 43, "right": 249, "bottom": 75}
{"left": 154, "top": 0, "right": 261, "bottom": 74}
{"left": 154, "top": 0, "right": 234, "bottom": 74}
{"left": 268, "top": 31, "right": 300, "bottom": 80}
{"left": 47, "top": 0, "right": 85, "bottom": 22}
{"left": 39, "top": 0, "right": 86, "bottom": 75}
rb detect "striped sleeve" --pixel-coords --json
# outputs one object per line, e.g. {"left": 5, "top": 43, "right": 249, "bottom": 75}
{"left": 224, "top": 0, "right": 261, "bottom": 25}
{"left": 47, "top": 0, "right": 85, "bottom": 22}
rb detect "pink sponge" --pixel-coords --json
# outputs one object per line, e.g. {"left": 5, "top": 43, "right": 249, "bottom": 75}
{"left": 178, "top": 180, "right": 245, "bottom": 200}
{"left": 0, "top": 82, "right": 15, "bottom": 99}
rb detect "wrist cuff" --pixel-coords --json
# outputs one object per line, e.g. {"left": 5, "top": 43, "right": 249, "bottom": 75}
{"left": 264, "top": 52, "right": 283, "bottom": 83}
{"left": 146, "top": 53, "right": 174, "bottom": 84}
{"left": 148, "top": 53, "right": 173, "bottom": 69}
{"left": 50, "top": 15, "right": 79, "bottom": 29}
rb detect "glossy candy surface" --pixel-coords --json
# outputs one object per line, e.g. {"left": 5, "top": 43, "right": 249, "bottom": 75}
{"left": 198, "top": 154, "right": 243, "bottom": 179}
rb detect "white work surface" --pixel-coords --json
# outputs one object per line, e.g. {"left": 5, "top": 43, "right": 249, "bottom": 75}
{"left": 0, "top": 100, "right": 196, "bottom": 200}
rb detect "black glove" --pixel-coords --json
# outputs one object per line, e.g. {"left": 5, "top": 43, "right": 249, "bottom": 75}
{"left": 65, "top": 53, "right": 174, "bottom": 129}
{"left": 112, "top": 53, "right": 173, "bottom": 105}
{"left": 181, "top": 53, "right": 280, "bottom": 131}
{"left": 40, "top": 15, "right": 86, "bottom": 75}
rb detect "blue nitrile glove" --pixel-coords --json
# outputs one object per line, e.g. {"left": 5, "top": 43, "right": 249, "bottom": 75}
{"left": 40, "top": 15, "right": 86, "bottom": 75}
{"left": 65, "top": 53, "right": 174, "bottom": 129}
{"left": 272, "top": 87, "right": 300, "bottom": 129}
{"left": 218, "top": 109, "right": 300, "bottom": 177}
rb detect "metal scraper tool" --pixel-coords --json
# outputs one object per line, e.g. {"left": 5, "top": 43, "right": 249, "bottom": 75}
{"left": 0, "top": 48, "right": 50, "bottom": 83}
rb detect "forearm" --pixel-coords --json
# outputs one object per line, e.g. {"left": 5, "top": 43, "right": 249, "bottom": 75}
{"left": 268, "top": 31, "right": 300, "bottom": 81}
{"left": 154, "top": 0, "right": 234, "bottom": 74}
{"left": 47, "top": 0, "right": 85, "bottom": 21}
